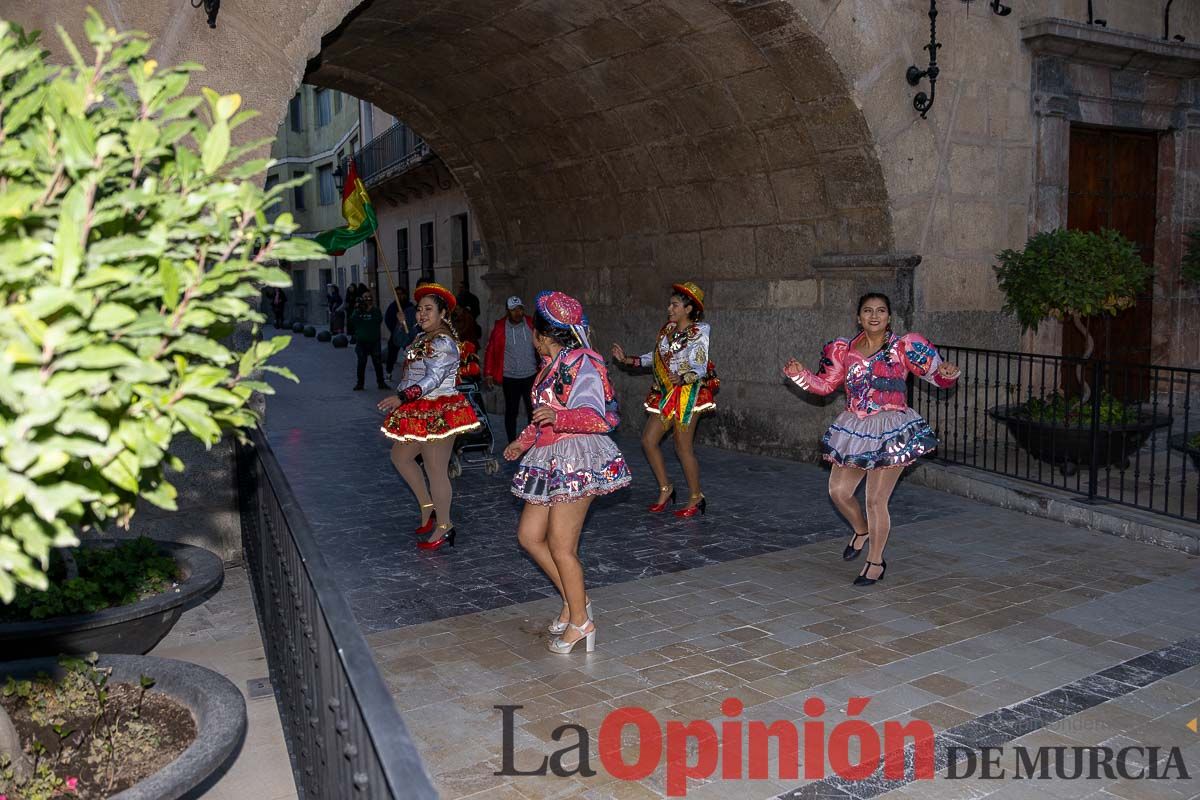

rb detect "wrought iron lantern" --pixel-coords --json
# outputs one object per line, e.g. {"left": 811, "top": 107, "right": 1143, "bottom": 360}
{"left": 906, "top": 0, "right": 941, "bottom": 118}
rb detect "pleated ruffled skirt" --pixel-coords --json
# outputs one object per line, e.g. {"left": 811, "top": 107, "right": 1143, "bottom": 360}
{"left": 511, "top": 434, "right": 632, "bottom": 505}
{"left": 821, "top": 408, "right": 938, "bottom": 470}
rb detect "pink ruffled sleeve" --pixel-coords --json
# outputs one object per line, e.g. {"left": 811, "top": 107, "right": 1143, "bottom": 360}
{"left": 791, "top": 339, "right": 848, "bottom": 395}
{"left": 899, "top": 333, "right": 956, "bottom": 388}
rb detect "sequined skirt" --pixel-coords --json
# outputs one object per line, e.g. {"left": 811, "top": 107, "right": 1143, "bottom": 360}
{"left": 511, "top": 435, "right": 632, "bottom": 505}
{"left": 381, "top": 394, "right": 481, "bottom": 443}
{"left": 821, "top": 408, "right": 938, "bottom": 470}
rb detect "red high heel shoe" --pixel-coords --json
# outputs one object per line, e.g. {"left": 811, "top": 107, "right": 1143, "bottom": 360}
{"left": 417, "top": 525, "right": 456, "bottom": 551}
{"left": 414, "top": 504, "right": 436, "bottom": 536}
{"left": 648, "top": 485, "right": 676, "bottom": 513}
{"left": 674, "top": 494, "right": 706, "bottom": 518}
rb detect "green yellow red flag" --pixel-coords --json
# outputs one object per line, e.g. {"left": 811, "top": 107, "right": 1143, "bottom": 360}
{"left": 314, "top": 158, "right": 378, "bottom": 255}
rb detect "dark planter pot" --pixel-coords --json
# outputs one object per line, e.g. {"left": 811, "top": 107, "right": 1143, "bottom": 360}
{"left": 0, "top": 541, "right": 224, "bottom": 660}
{"left": 291, "top": 322, "right": 304, "bottom": 333}
{"left": 316, "top": 329, "right": 331, "bottom": 342}
{"left": 1169, "top": 433, "right": 1200, "bottom": 470}
{"left": 989, "top": 404, "right": 1172, "bottom": 475}
{"left": 0, "top": 654, "right": 247, "bottom": 800}
{"left": 332, "top": 333, "right": 349, "bottom": 348}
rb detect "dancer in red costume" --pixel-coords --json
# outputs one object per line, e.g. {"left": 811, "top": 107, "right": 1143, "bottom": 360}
{"left": 377, "top": 282, "right": 480, "bottom": 551}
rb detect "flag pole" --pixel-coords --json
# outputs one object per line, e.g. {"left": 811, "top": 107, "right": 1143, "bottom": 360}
{"left": 372, "top": 229, "right": 407, "bottom": 333}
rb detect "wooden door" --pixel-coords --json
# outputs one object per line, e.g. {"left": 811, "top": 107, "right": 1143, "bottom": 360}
{"left": 1064, "top": 127, "right": 1157, "bottom": 398}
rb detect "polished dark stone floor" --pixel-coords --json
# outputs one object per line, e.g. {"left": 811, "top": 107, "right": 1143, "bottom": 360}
{"left": 263, "top": 335, "right": 976, "bottom": 633}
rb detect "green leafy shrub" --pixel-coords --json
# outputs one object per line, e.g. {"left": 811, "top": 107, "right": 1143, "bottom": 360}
{"left": 0, "top": 538, "right": 177, "bottom": 622}
{"left": 0, "top": 13, "right": 325, "bottom": 602}
{"left": 1012, "top": 392, "right": 1139, "bottom": 427}
{"left": 994, "top": 228, "right": 1151, "bottom": 337}
{"left": 994, "top": 228, "right": 1150, "bottom": 402}
{"left": 1182, "top": 230, "right": 1200, "bottom": 286}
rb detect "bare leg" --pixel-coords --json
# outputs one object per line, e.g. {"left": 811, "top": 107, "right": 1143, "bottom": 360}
{"left": 390, "top": 441, "right": 432, "bottom": 519}
{"left": 673, "top": 418, "right": 703, "bottom": 507}
{"left": 641, "top": 416, "right": 673, "bottom": 505}
{"left": 419, "top": 436, "right": 457, "bottom": 539}
{"left": 547, "top": 497, "right": 595, "bottom": 643}
{"left": 517, "top": 503, "right": 562, "bottom": 596}
{"left": 828, "top": 464, "right": 869, "bottom": 535}
{"left": 862, "top": 467, "right": 904, "bottom": 579}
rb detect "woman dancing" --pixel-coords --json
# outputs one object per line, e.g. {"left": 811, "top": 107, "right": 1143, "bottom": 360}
{"left": 611, "top": 282, "right": 714, "bottom": 518}
{"left": 505, "top": 291, "right": 631, "bottom": 654}
{"left": 783, "top": 292, "right": 960, "bottom": 586}
{"left": 377, "top": 282, "right": 481, "bottom": 551}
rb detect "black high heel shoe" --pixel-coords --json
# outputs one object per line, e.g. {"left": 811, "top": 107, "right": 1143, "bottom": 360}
{"left": 853, "top": 559, "right": 886, "bottom": 586}
{"left": 842, "top": 531, "right": 869, "bottom": 561}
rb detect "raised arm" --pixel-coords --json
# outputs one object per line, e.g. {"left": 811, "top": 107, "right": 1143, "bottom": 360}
{"left": 789, "top": 339, "right": 848, "bottom": 395}
{"left": 899, "top": 333, "right": 958, "bottom": 389}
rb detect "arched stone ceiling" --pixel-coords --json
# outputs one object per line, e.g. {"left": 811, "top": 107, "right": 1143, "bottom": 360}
{"left": 306, "top": 0, "right": 892, "bottom": 311}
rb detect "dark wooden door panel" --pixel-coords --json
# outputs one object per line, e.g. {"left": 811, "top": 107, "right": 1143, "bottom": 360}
{"left": 1064, "top": 126, "right": 1157, "bottom": 398}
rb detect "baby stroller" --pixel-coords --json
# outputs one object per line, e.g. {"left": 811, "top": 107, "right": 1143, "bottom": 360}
{"left": 450, "top": 342, "right": 500, "bottom": 477}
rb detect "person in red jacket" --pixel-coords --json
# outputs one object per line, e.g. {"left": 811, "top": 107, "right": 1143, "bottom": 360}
{"left": 484, "top": 296, "right": 537, "bottom": 442}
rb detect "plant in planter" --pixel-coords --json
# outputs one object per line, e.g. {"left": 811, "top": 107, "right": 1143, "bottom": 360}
{"left": 0, "top": 10, "right": 323, "bottom": 784}
{"left": 993, "top": 227, "right": 1151, "bottom": 401}
{"left": 0, "top": 653, "right": 191, "bottom": 798}
{"left": 990, "top": 229, "right": 1166, "bottom": 473}
{"left": 1182, "top": 229, "right": 1200, "bottom": 287}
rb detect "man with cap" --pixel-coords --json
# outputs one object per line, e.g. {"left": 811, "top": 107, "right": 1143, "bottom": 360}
{"left": 484, "top": 296, "right": 538, "bottom": 442}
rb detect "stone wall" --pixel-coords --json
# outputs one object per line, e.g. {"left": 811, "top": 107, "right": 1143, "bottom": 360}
{"left": 16, "top": 0, "right": 1200, "bottom": 465}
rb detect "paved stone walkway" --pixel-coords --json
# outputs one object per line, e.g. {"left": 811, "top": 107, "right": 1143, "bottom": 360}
{"left": 263, "top": 334, "right": 1200, "bottom": 800}
{"left": 150, "top": 567, "right": 297, "bottom": 800}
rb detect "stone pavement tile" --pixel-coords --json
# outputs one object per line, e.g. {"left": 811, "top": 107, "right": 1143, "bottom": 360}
{"left": 263, "top": 341, "right": 975, "bottom": 633}
{"left": 152, "top": 567, "right": 297, "bottom": 800}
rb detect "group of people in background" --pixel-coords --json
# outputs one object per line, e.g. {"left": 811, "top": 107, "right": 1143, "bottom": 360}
{"left": 366, "top": 279, "right": 960, "bottom": 656}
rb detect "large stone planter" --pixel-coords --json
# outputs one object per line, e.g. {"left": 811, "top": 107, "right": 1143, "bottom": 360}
{"left": 0, "top": 540, "right": 224, "bottom": 660}
{"left": 0, "top": 654, "right": 247, "bottom": 800}
{"left": 989, "top": 404, "right": 1172, "bottom": 475}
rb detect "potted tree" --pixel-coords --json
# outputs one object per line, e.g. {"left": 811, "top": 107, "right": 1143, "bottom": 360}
{"left": 0, "top": 12, "right": 323, "bottom": 796}
{"left": 989, "top": 228, "right": 1169, "bottom": 474}
{"left": 1168, "top": 231, "right": 1200, "bottom": 469}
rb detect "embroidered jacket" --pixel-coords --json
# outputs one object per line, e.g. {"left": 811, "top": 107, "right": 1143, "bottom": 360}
{"left": 790, "top": 332, "right": 957, "bottom": 419}
{"left": 396, "top": 333, "right": 461, "bottom": 400}
{"left": 515, "top": 348, "right": 620, "bottom": 450}
{"left": 634, "top": 322, "right": 711, "bottom": 383}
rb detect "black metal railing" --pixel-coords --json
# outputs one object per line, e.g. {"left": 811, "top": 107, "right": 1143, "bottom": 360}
{"left": 909, "top": 345, "right": 1199, "bottom": 522}
{"left": 347, "top": 123, "right": 427, "bottom": 186}
{"left": 237, "top": 427, "right": 438, "bottom": 800}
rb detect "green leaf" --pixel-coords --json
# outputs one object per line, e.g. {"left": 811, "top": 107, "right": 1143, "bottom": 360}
{"left": 201, "top": 119, "right": 230, "bottom": 174}
{"left": 89, "top": 303, "right": 138, "bottom": 332}
{"left": 172, "top": 399, "right": 221, "bottom": 445}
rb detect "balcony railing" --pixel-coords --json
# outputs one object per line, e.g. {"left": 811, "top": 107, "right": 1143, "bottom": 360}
{"left": 345, "top": 123, "right": 428, "bottom": 187}
{"left": 237, "top": 427, "right": 438, "bottom": 799}
{"left": 910, "top": 345, "right": 1199, "bottom": 522}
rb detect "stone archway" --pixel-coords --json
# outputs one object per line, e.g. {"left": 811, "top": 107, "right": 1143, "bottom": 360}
{"left": 304, "top": 0, "right": 894, "bottom": 455}
{"left": 20, "top": 0, "right": 896, "bottom": 456}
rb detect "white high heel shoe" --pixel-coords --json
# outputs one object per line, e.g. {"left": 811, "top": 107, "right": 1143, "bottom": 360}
{"left": 548, "top": 619, "right": 596, "bottom": 654}
{"left": 548, "top": 601, "right": 591, "bottom": 635}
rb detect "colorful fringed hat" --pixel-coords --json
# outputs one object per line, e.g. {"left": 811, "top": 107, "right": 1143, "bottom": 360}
{"left": 413, "top": 282, "right": 456, "bottom": 312}
{"left": 671, "top": 281, "right": 705, "bottom": 312}
{"left": 536, "top": 290, "right": 591, "bottom": 349}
